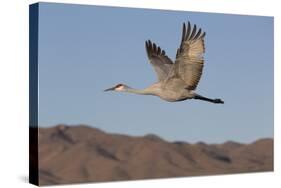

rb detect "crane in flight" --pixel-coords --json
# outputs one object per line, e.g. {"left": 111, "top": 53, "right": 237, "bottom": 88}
{"left": 105, "top": 21, "right": 224, "bottom": 104}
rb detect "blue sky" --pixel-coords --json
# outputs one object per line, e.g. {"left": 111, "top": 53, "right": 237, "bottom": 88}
{"left": 37, "top": 2, "right": 273, "bottom": 143}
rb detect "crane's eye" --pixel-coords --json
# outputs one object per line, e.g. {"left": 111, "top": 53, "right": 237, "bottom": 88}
{"left": 115, "top": 84, "right": 124, "bottom": 88}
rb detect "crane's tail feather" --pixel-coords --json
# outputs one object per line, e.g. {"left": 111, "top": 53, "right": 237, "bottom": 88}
{"left": 193, "top": 95, "right": 224, "bottom": 104}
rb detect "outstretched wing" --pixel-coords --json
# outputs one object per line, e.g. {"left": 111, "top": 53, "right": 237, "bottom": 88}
{"left": 145, "top": 40, "right": 174, "bottom": 81}
{"left": 172, "top": 22, "right": 206, "bottom": 90}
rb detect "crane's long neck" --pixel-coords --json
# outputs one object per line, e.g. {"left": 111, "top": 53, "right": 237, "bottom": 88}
{"left": 124, "top": 87, "right": 156, "bottom": 95}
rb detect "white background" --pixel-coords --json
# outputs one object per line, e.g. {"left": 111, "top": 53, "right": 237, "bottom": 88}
{"left": 0, "top": 0, "right": 279, "bottom": 187}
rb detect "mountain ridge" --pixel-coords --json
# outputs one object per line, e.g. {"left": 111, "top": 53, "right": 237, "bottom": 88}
{"left": 36, "top": 124, "right": 273, "bottom": 185}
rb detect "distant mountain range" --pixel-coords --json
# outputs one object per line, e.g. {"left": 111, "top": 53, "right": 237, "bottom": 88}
{"left": 37, "top": 125, "right": 273, "bottom": 185}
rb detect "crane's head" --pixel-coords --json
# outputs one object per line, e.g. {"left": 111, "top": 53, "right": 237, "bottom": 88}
{"left": 104, "top": 83, "right": 129, "bottom": 92}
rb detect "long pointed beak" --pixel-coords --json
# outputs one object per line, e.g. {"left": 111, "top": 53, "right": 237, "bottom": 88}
{"left": 104, "top": 87, "right": 115, "bottom": 92}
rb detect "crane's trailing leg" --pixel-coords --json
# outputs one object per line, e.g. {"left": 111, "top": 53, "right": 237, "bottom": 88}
{"left": 193, "top": 94, "right": 224, "bottom": 104}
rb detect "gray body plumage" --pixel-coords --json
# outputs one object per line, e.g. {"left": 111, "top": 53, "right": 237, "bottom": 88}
{"left": 105, "top": 21, "right": 224, "bottom": 104}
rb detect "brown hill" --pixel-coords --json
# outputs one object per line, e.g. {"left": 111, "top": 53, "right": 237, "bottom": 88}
{"left": 37, "top": 125, "right": 273, "bottom": 185}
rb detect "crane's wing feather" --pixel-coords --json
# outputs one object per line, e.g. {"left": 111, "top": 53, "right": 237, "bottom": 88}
{"left": 171, "top": 22, "right": 206, "bottom": 90}
{"left": 145, "top": 40, "right": 174, "bottom": 81}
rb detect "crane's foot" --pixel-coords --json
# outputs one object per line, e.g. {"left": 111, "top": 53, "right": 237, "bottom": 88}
{"left": 213, "top": 99, "right": 224, "bottom": 104}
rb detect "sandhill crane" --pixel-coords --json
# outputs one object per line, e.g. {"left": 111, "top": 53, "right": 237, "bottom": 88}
{"left": 105, "top": 21, "right": 224, "bottom": 104}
